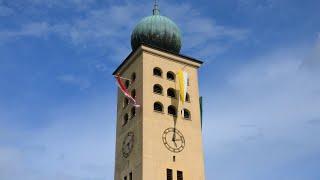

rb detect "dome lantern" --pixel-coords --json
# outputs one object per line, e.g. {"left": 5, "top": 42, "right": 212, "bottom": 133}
{"left": 131, "top": 1, "right": 182, "bottom": 54}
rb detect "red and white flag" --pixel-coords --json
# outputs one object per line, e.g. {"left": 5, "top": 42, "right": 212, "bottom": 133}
{"left": 115, "top": 75, "right": 140, "bottom": 107}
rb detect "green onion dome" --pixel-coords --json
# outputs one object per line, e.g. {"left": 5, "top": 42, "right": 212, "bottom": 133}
{"left": 131, "top": 7, "right": 182, "bottom": 54}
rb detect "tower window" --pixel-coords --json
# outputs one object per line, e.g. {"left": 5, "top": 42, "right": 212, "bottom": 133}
{"left": 131, "top": 72, "right": 136, "bottom": 82}
{"left": 186, "top": 93, "right": 190, "bottom": 102}
{"left": 167, "top": 71, "right": 175, "bottom": 81}
{"left": 168, "top": 105, "right": 177, "bottom": 116}
{"left": 166, "top": 169, "right": 173, "bottom": 180}
{"left": 153, "top": 67, "right": 162, "bottom": 77}
{"left": 131, "top": 89, "right": 136, "bottom": 99}
{"left": 167, "top": 88, "right": 176, "bottom": 98}
{"left": 125, "top": 80, "right": 130, "bottom": 88}
{"left": 131, "top": 107, "right": 136, "bottom": 118}
{"left": 124, "top": 176, "right": 127, "bottom": 180}
{"left": 177, "top": 171, "right": 183, "bottom": 180}
{"left": 129, "top": 172, "right": 132, "bottom": 180}
{"left": 153, "top": 84, "right": 163, "bottom": 94}
{"left": 154, "top": 102, "right": 163, "bottom": 112}
{"left": 123, "top": 98, "right": 129, "bottom": 108}
{"left": 183, "top": 109, "right": 190, "bottom": 119}
{"left": 123, "top": 113, "right": 129, "bottom": 126}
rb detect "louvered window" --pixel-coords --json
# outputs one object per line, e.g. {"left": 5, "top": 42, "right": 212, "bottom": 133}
{"left": 167, "top": 71, "right": 175, "bottom": 81}
{"left": 186, "top": 93, "right": 190, "bottom": 102}
{"left": 153, "top": 84, "right": 163, "bottom": 94}
{"left": 168, "top": 105, "right": 177, "bottom": 116}
{"left": 154, "top": 102, "right": 163, "bottom": 112}
{"left": 177, "top": 171, "right": 183, "bottom": 180}
{"left": 153, "top": 67, "right": 162, "bottom": 77}
{"left": 166, "top": 169, "right": 173, "bottom": 180}
{"left": 131, "top": 107, "right": 136, "bottom": 118}
{"left": 167, "top": 88, "right": 176, "bottom": 98}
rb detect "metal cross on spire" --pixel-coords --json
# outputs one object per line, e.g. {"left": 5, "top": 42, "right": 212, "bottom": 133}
{"left": 153, "top": 0, "right": 160, "bottom": 15}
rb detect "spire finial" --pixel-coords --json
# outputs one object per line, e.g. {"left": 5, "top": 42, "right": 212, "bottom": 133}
{"left": 153, "top": 0, "right": 160, "bottom": 15}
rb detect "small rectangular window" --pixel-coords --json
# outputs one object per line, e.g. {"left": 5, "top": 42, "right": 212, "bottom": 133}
{"left": 124, "top": 176, "right": 127, "bottom": 180}
{"left": 129, "top": 172, "right": 132, "bottom": 180}
{"left": 167, "top": 169, "right": 173, "bottom": 180}
{"left": 177, "top": 171, "right": 183, "bottom": 180}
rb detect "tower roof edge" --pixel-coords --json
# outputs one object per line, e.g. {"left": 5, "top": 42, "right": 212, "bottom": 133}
{"left": 112, "top": 44, "right": 203, "bottom": 75}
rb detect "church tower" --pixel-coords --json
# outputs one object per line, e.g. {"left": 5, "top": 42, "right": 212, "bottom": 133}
{"left": 113, "top": 2, "right": 205, "bottom": 180}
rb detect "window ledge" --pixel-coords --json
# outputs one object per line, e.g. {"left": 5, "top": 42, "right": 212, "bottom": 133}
{"left": 168, "top": 113, "right": 177, "bottom": 117}
{"left": 154, "top": 110, "right": 164, "bottom": 114}
{"left": 153, "top": 92, "right": 164, "bottom": 96}
{"left": 153, "top": 75, "right": 163, "bottom": 78}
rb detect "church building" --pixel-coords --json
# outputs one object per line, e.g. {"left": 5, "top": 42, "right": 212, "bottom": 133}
{"left": 113, "top": 2, "right": 206, "bottom": 180}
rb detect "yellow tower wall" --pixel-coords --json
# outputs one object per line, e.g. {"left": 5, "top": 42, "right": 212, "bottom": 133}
{"left": 114, "top": 45, "right": 205, "bottom": 180}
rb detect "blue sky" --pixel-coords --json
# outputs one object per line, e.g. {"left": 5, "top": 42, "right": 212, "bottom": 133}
{"left": 1, "top": 0, "right": 320, "bottom": 179}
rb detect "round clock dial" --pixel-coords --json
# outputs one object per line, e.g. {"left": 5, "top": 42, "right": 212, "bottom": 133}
{"left": 122, "top": 132, "right": 134, "bottom": 158}
{"left": 162, "top": 128, "right": 185, "bottom": 153}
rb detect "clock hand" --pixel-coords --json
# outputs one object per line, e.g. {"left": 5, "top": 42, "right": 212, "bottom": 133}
{"left": 172, "top": 130, "right": 176, "bottom": 141}
{"left": 173, "top": 140, "right": 177, "bottom": 147}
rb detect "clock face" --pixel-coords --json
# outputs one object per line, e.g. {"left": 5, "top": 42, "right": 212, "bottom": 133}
{"left": 122, "top": 132, "right": 134, "bottom": 158}
{"left": 162, "top": 128, "right": 185, "bottom": 153}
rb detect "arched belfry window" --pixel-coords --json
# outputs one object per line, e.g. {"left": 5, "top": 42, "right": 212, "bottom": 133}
{"left": 154, "top": 102, "right": 163, "bottom": 112}
{"left": 167, "top": 88, "right": 176, "bottom": 98}
{"left": 167, "top": 71, "right": 175, "bottom": 81}
{"left": 168, "top": 105, "right": 177, "bottom": 116}
{"left": 123, "top": 97, "right": 129, "bottom": 108}
{"left": 153, "top": 84, "right": 163, "bottom": 94}
{"left": 153, "top": 67, "right": 162, "bottom": 77}
{"left": 183, "top": 109, "right": 191, "bottom": 119}
{"left": 125, "top": 80, "right": 130, "bottom": 88}
{"left": 131, "top": 107, "right": 136, "bottom": 118}
{"left": 131, "top": 72, "right": 136, "bottom": 82}
{"left": 123, "top": 113, "right": 129, "bottom": 126}
{"left": 131, "top": 89, "right": 136, "bottom": 99}
{"left": 186, "top": 93, "right": 190, "bottom": 102}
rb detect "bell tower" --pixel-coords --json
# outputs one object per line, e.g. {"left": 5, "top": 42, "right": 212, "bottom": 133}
{"left": 113, "top": 2, "right": 205, "bottom": 180}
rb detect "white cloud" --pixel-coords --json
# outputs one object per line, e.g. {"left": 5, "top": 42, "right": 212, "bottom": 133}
{"left": 0, "top": 0, "right": 249, "bottom": 61}
{"left": 0, "top": 22, "right": 50, "bottom": 40}
{"left": 57, "top": 74, "right": 91, "bottom": 90}
{"left": 202, "top": 43, "right": 320, "bottom": 179}
{"left": 0, "top": 97, "right": 115, "bottom": 180}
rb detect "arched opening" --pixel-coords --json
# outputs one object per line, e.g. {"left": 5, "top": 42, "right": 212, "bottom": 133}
{"left": 153, "top": 67, "right": 162, "bottom": 77}
{"left": 131, "top": 72, "right": 136, "bottom": 82}
{"left": 183, "top": 109, "right": 191, "bottom": 119}
{"left": 153, "top": 84, "right": 163, "bottom": 94}
{"left": 123, "top": 97, "right": 129, "bottom": 108}
{"left": 131, "top": 107, "right": 136, "bottom": 118}
{"left": 131, "top": 89, "right": 136, "bottom": 99}
{"left": 123, "top": 113, "right": 129, "bottom": 126}
{"left": 167, "top": 88, "right": 176, "bottom": 98}
{"left": 167, "top": 71, "right": 175, "bottom": 81}
{"left": 125, "top": 80, "right": 130, "bottom": 88}
{"left": 168, "top": 105, "right": 177, "bottom": 116}
{"left": 154, "top": 102, "right": 163, "bottom": 112}
{"left": 186, "top": 93, "right": 190, "bottom": 102}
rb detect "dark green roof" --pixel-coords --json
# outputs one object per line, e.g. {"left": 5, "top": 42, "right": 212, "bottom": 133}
{"left": 131, "top": 13, "right": 182, "bottom": 54}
